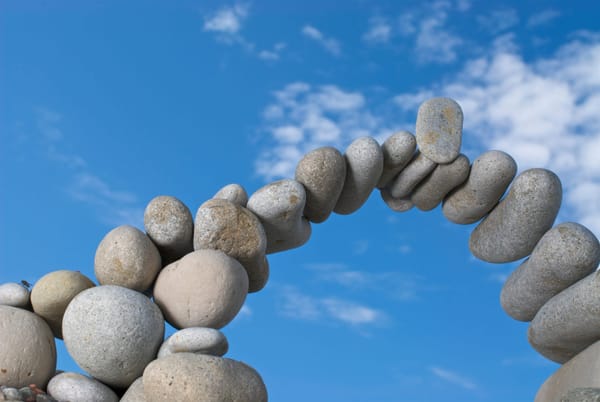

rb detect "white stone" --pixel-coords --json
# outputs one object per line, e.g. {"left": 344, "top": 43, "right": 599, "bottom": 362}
{"left": 158, "top": 327, "right": 228, "bottom": 358}
{"left": 47, "top": 372, "right": 118, "bottom": 402}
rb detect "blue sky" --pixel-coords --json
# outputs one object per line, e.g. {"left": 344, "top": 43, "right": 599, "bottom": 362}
{"left": 1, "top": 1, "right": 600, "bottom": 401}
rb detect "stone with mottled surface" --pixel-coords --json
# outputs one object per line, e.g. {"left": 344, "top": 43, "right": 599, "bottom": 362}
{"left": 120, "top": 377, "right": 145, "bottom": 402}
{"left": 415, "top": 97, "right": 463, "bottom": 164}
{"left": 379, "top": 188, "right": 414, "bottom": 212}
{"left": 0, "top": 283, "right": 29, "bottom": 309}
{"left": 213, "top": 184, "right": 249, "bottom": 207}
{"left": 158, "top": 327, "right": 228, "bottom": 358}
{"left": 388, "top": 152, "right": 436, "bottom": 199}
{"left": 377, "top": 131, "right": 417, "bottom": 188}
{"left": 47, "top": 372, "right": 118, "bottom": 402}
{"left": 561, "top": 388, "right": 600, "bottom": 402}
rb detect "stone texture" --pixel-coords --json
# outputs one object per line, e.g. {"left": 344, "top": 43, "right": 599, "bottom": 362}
{"left": 94, "top": 225, "right": 162, "bottom": 291}
{"left": 30, "top": 270, "right": 95, "bottom": 339}
{"left": 379, "top": 188, "right": 414, "bottom": 212}
{"left": 120, "top": 377, "right": 145, "bottom": 402}
{"left": 154, "top": 250, "right": 248, "bottom": 329}
{"left": 529, "top": 271, "right": 600, "bottom": 363}
{"left": 333, "top": 136, "right": 383, "bottom": 215}
{"left": 62, "top": 285, "right": 164, "bottom": 388}
{"left": 388, "top": 152, "right": 436, "bottom": 199}
{"left": 194, "top": 198, "right": 268, "bottom": 292}
{"left": 470, "top": 168, "right": 562, "bottom": 263}
{"left": 377, "top": 131, "right": 417, "bottom": 188}
{"left": 501, "top": 223, "right": 600, "bottom": 322}
{"left": 295, "top": 146, "right": 346, "bottom": 223}
{"left": 415, "top": 97, "right": 463, "bottom": 164}
{"left": 0, "top": 283, "right": 29, "bottom": 308}
{"left": 158, "top": 327, "right": 228, "bottom": 358}
{"left": 561, "top": 388, "right": 600, "bottom": 402}
{"left": 443, "top": 150, "right": 517, "bottom": 224}
{"left": 47, "top": 372, "right": 118, "bottom": 402}
{"left": 213, "top": 184, "right": 248, "bottom": 207}
{"left": 143, "top": 353, "right": 267, "bottom": 402}
{"left": 144, "top": 195, "right": 194, "bottom": 265}
{"left": 411, "top": 154, "right": 470, "bottom": 211}
{"left": 0, "top": 306, "right": 56, "bottom": 388}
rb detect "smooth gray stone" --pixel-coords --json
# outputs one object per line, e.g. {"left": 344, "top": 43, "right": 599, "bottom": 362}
{"left": 47, "top": 372, "right": 118, "bottom": 402}
{"left": 561, "top": 388, "right": 600, "bottom": 402}
{"left": 295, "top": 146, "right": 346, "bottom": 223}
{"left": 62, "top": 285, "right": 164, "bottom": 388}
{"left": 501, "top": 223, "right": 600, "bottom": 322}
{"left": 247, "top": 179, "right": 311, "bottom": 254}
{"left": 213, "top": 184, "right": 248, "bottom": 207}
{"left": 2, "top": 388, "right": 19, "bottom": 400}
{"left": 535, "top": 340, "right": 600, "bottom": 402}
{"left": 377, "top": 131, "right": 417, "bottom": 188}
{"left": 415, "top": 97, "right": 463, "bottom": 164}
{"left": 333, "top": 137, "right": 383, "bottom": 215}
{"left": 388, "top": 152, "right": 436, "bottom": 199}
{"left": 0, "top": 283, "right": 29, "bottom": 308}
{"left": 443, "top": 150, "right": 517, "bottom": 224}
{"left": 529, "top": 271, "right": 600, "bottom": 364}
{"left": 144, "top": 195, "right": 194, "bottom": 266}
{"left": 411, "top": 154, "right": 470, "bottom": 211}
{"left": 120, "top": 377, "right": 145, "bottom": 402}
{"left": 470, "top": 168, "right": 562, "bottom": 263}
{"left": 158, "top": 327, "right": 228, "bottom": 358}
{"left": 379, "top": 188, "right": 414, "bottom": 212}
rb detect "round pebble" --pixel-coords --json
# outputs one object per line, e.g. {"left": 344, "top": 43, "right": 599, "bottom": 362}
{"left": 415, "top": 97, "right": 463, "bottom": 164}
{"left": 120, "top": 377, "right": 145, "bottom": 402}
{"left": 379, "top": 188, "right": 414, "bottom": 212}
{"left": 0, "top": 283, "right": 30, "bottom": 308}
{"left": 30, "top": 270, "right": 95, "bottom": 339}
{"left": 295, "top": 146, "right": 346, "bottom": 223}
{"left": 561, "top": 388, "right": 600, "bottom": 402}
{"left": 142, "top": 353, "right": 268, "bottom": 402}
{"left": 94, "top": 225, "right": 162, "bottom": 291}
{"left": 154, "top": 250, "right": 248, "bottom": 329}
{"left": 62, "top": 285, "right": 164, "bottom": 388}
{"left": 158, "top": 327, "right": 228, "bottom": 358}
{"left": 388, "top": 152, "right": 436, "bottom": 199}
{"left": 377, "top": 131, "right": 417, "bottom": 188}
{"left": 47, "top": 372, "right": 118, "bottom": 402}
{"left": 0, "top": 306, "right": 56, "bottom": 388}
{"left": 213, "top": 184, "right": 249, "bottom": 207}
{"left": 470, "top": 168, "right": 562, "bottom": 263}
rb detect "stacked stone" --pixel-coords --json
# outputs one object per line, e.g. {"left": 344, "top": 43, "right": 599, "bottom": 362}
{"left": 1, "top": 96, "right": 599, "bottom": 401}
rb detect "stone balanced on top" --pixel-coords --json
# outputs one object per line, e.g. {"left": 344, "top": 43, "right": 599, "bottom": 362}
{"left": 1, "top": 97, "right": 599, "bottom": 402}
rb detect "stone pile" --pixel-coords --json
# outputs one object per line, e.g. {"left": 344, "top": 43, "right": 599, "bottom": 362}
{"left": 1, "top": 97, "right": 599, "bottom": 401}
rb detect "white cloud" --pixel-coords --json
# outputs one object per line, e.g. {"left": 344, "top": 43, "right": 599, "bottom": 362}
{"left": 527, "top": 9, "right": 560, "bottom": 28}
{"left": 477, "top": 8, "right": 519, "bottom": 35}
{"left": 363, "top": 16, "right": 392, "bottom": 44}
{"left": 302, "top": 25, "right": 341, "bottom": 56}
{"left": 203, "top": 3, "right": 248, "bottom": 35}
{"left": 258, "top": 42, "right": 286, "bottom": 61}
{"left": 430, "top": 366, "right": 478, "bottom": 390}
{"left": 321, "top": 298, "right": 386, "bottom": 325}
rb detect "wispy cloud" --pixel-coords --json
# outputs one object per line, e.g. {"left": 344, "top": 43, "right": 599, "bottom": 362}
{"left": 476, "top": 8, "right": 519, "bottom": 35}
{"left": 258, "top": 42, "right": 286, "bottom": 61}
{"left": 527, "top": 9, "right": 560, "bottom": 28}
{"left": 430, "top": 366, "right": 478, "bottom": 390}
{"left": 302, "top": 25, "right": 342, "bottom": 56}
{"left": 363, "top": 16, "right": 392, "bottom": 44}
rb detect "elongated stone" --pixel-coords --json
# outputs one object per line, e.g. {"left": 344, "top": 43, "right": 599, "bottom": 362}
{"left": 470, "top": 168, "right": 562, "bottom": 263}
{"left": 377, "top": 131, "right": 416, "bottom": 188}
{"left": 443, "top": 150, "right": 517, "bottom": 224}
{"left": 380, "top": 188, "right": 414, "bottom": 212}
{"left": 415, "top": 97, "right": 463, "bottom": 164}
{"left": 388, "top": 152, "right": 436, "bottom": 199}
{"left": 295, "top": 146, "right": 346, "bottom": 223}
{"left": 411, "top": 154, "right": 470, "bottom": 211}
{"left": 213, "top": 184, "right": 248, "bottom": 207}
{"left": 501, "top": 223, "right": 600, "bottom": 322}
{"left": 0, "top": 283, "right": 29, "bottom": 308}
{"left": 529, "top": 271, "right": 600, "bottom": 363}
{"left": 333, "top": 137, "right": 383, "bottom": 215}
{"left": 47, "top": 372, "right": 118, "bottom": 402}
{"left": 158, "top": 327, "right": 228, "bottom": 358}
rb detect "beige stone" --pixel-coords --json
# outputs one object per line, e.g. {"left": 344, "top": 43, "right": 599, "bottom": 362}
{"left": 121, "top": 377, "right": 145, "bottom": 402}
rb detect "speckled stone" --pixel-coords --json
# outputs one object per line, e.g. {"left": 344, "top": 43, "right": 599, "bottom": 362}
{"left": 333, "top": 136, "right": 383, "bottom": 215}
{"left": 388, "top": 152, "right": 436, "bottom": 199}
{"left": 194, "top": 198, "right": 268, "bottom": 292}
{"left": 158, "top": 327, "right": 228, "bottom": 358}
{"left": 377, "top": 131, "right": 417, "bottom": 188}
{"left": 62, "top": 285, "right": 164, "bottom": 388}
{"left": 153, "top": 250, "right": 248, "bottom": 329}
{"left": 0, "top": 306, "right": 56, "bottom": 388}
{"left": 561, "top": 388, "right": 600, "bottom": 402}
{"left": 415, "top": 97, "right": 463, "bottom": 164}
{"left": 30, "top": 270, "right": 95, "bottom": 339}
{"left": 379, "top": 188, "right": 414, "bottom": 212}
{"left": 213, "top": 184, "right": 248, "bottom": 207}
{"left": 47, "top": 372, "right": 118, "bottom": 402}
{"left": 443, "top": 150, "right": 517, "bottom": 224}
{"left": 143, "top": 353, "right": 267, "bottom": 402}
{"left": 470, "top": 168, "right": 562, "bottom": 263}
{"left": 144, "top": 195, "right": 194, "bottom": 265}
{"left": 247, "top": 179, "right": 311, "bottom": 254}
{"left": 411, "top": 154, "right": 470, "bottom": 211}
{"left": 120, "top": 377, "right": 145, "bottom": 402}
{"left": 501, "top": 223, "right": 600, "bottom": 322}
{"left": 295, "top": 146, "right": 346, "bottom": 223}
{"left": 0, "top": 283, "right": 30, "bottom": 308}
{"left": 94, "top": 225, "right": 162, "bottom": 291}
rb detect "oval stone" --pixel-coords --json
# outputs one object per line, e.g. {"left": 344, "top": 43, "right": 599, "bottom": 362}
{"left": 295, "top": 146, "right": 346, "bottom": 223}
{"left": 47, "top": 372, "right": 118, "bottom": 402}
{"left": 443, "top": 150, "right": 517, "bottom": 224}
{"left": 153, "top": 250, "right": 248, "bottom": 329}
{"left": 501, "top": 223, "right": 600, "bottom": 322}
{"left": 0, "top": 306, "right": 56, "bottom": 388}
{"left": 470, "top": 168, "right": 562, "bottom": 263}
{"left": 379, "top": 188, "right": 414, "bottom": 212}
{"left": 143, "top": 353, "right": 268, "bottom": 402}
{"left": 415, "top": 97, "right": 463, "bottom": 164}
{"left": 30, "top": 270, "right": 95, "bottom": 339}
{"left": 62, "top": 285, "right": 164, "bottom": 388}
{"left": 388, "top": 152, "right": 436, "bottom": 199}
{"left": 158, "top": 327, "right": 228, "bottom": 358}
{"left": 0, "top": 283, "right": 30, "bottom": 308}
{"left": 377, "top": 131, "right": 417, "bottom": 188}
{"left": 94, "top": 225, "right": 162, "bottom": 291}
{"left": 213, "top": 184, "right": 249, "bottom": 207}
{"left": 333, "top": 136, "right": 383, "bottom": 215}
{"left": 121, "top": 377, "right": 145, "bottom": 402}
